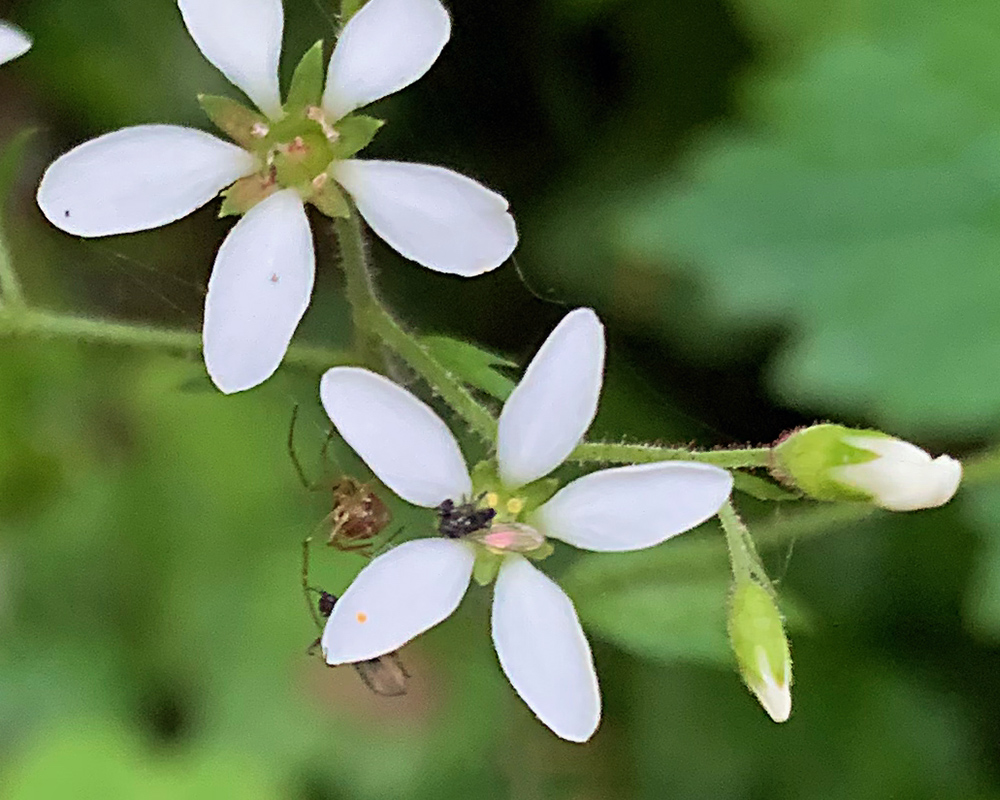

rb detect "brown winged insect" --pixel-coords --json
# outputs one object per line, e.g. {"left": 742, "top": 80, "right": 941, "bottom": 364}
{"left": 301, "top": 538, "right": 410, "bottom": 697}
{"left": 288, "top": 406, "right": 395, "bottom": 556}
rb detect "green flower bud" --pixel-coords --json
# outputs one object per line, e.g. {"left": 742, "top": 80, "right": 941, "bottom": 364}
{"left": 772, "top": 424, "right": 961, "bottom": 511}
{"left": 728, "top": 581, "right": 792, "bottom": 723}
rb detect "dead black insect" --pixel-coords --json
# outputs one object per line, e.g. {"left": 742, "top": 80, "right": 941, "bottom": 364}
{"left": 436, "top": 495, "right": 496, "bottom": 539}
{"left": 288, "top": 405, "right": 396, "bottom": 556}
{"left": 302, "top": 539, "right": 410, "bottom": 697}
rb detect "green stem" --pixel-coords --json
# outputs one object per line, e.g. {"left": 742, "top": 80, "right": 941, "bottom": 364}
{"left": 368, "top": 309, "right": 498, "bottom": 442}
{"left": 0, "top": 218, "right": 25, "bottom": 309}
{"left": 334, "top": 211, "right": 498, "bottom": 443}
{"left": 333, "top": 214, "right": 383, "bottom": 367}
{"left": 718, "top": 499, "right": 755, "bottom": 583}
{"left": 0, "top": 306, "right": 349, "bottom": 371}
{"left": 570, "top": 441, "right": 773, "bottom": 469}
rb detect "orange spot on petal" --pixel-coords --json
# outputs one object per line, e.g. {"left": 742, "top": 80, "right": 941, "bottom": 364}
{"left": 356, "top": 612, "right": 368, "bottom": 623}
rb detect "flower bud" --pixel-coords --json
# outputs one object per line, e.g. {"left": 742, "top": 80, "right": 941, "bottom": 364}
{"left": 727, "top": 581, "right": 792, "bottom": 723}
{"left": 772, "top": 424, "right": 961, "bottom": 511}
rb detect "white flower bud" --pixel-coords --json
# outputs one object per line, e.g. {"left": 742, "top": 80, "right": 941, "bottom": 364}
{"left": 772, "top": 424, "right": 962, "bottom": 511}
{"left": 728, "top": 581, "right": 792, "bottom": 723}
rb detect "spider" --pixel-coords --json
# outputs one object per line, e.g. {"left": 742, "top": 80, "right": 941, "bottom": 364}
{"left": 302, "top": 538, "right": 409, "bottom": 697}
{"left": 288, "top": 405, "right": 395, "bottom": 557}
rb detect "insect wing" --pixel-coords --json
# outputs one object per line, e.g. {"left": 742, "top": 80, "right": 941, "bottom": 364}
{"left": 351, "top": 651, "right": 410, "bottom": 697}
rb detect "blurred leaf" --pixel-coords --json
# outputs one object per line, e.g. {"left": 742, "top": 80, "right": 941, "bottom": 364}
{"left": 6, "top": 722, "right": 276, "bottom": 798}
{"left": 562, "top": 534, "right": 809, "bottom": 665}
{"left": 962, "top": 485, "right": 1000, "bottom": 639}
{"left": 422, "top": 335, "right": 517, "bottom": 401}
{"left": 618, "top": 18, "right": 1000, "bottom": 435}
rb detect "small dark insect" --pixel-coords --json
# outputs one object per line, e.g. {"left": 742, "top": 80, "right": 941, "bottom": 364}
{"left": 288, "top": 405, "right": 394, "bottom": 556}
{"left": 302, "top": 543, "right": 409, "bottom": 697}
{"left": 63, "top": 209, "right": 70, "bottom": 218}
{"left": 436, "top": 496, "right": 496, "bottom": 539}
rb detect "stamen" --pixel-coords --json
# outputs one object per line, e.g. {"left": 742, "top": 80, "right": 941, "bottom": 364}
{"left": 505, "top": 497, "right": 524, "bottom": 515}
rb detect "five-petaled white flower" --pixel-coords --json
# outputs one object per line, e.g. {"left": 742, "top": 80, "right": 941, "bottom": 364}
{"left": 0, "top": 21, "right": 31, "bottom": 66}
{"left": 318, "top": 308, "right": 734, "bottom": 742}
{"left": 36, "top": 0, "right": 518, "bottom": 394}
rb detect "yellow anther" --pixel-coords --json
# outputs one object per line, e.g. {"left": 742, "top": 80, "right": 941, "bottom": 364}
{"left": 485, "top": 492, "right": 500, "bottom": 508}
{"left": 506, "top": 497, "right": 524, "bottom": 515}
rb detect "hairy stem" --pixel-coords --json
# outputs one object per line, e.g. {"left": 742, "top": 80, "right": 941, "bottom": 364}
{"left": 571, "top": 442, "right": 773, "bottom": 468}
{"left": 334, "top": 211, "right": 499, "bottom": 443}
{"left": 0, "top": 306, "right": 349, "bottom": 370}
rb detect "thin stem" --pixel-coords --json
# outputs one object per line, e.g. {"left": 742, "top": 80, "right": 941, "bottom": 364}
{"left": 0, "top": 306, "right": 350, "bottom": 371}
{"left": 0, "top": 219, "right": 25, "bottom": 309}
{"left": 571, "top": 441, "right": 773, "bottom": 468}
{"left": 368, "top": 309, "right": 499, "bottom": 442}
{"left": 334, "top": 211, "right": 498, "bottom": 443}
{"left": 718, "top": 499, "right": 754, "bottom": 583}
{"left": 333, "top": 214, "right": 383, "bottom": 367}
{"left": 301, "top": 537, "right": 324, "bottom": 632}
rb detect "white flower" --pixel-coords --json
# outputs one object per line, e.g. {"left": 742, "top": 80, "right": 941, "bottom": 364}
{"left": 830, "top": 435, "right": 962, "bottom": 512}
{"left": 36, "top": 0, "right": 517, "bottom": 395}
{"left": 317, "top": 308, "right": 734, "bottom": 741}
{"left": 0, "top": 21, "right": 31, "bottom": 66}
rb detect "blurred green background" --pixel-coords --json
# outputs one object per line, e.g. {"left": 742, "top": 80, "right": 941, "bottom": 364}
{"left": 1, "top": 0, "right": 999, "bottom": 797}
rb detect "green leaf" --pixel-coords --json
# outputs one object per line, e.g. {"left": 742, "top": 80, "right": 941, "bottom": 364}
{"left": 330, "top": 114, "right": 385, "bottom": 160}
{"left": 198, "top": 94, "right": 265, "bottom": 150}
{"left": 616, "top": 16, "right": 1000, "bottom": 435}
{"left": 285, "top": 41, "right": 325, "bottom": 112}
{"left": 422, "top": 335, "right": 517, "bottom": 401}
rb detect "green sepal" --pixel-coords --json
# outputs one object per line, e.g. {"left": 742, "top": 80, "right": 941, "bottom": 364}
{"left": 473, "top": 550, "right": 504, "bottom": 586}
{"left": 285, "top": 41, "right": 325, "bottom": 113}
{"left": 524, "top": 541, "right": 554, "bottom": 562}
{"left": 218, "top": 173, "right": 278, "bottom": 217}
{"left": 470, "top": 461, "right": 500, "bottom": 496}
{"left": 330, "top": 115, "right": 385, "bottom": 160}
{"left": 198, "top": 94, "right": 266, "bottom": 150}
{"left": 309, "top": 176, "right": 351, "bottom": 219}
{"left": 422, "top": 336, "right": 517, "bottom": 402}
{"left": 772, "top": 424, "right": 883, "bottom": 503}
{"left": 341, "top": 0, "right": 368, "bottom": 24}
{"left": 727, "top": 580, "right": 791, "bottom": 689}
{"left": 518, "top": 477, "right": 560, "bottom": 515}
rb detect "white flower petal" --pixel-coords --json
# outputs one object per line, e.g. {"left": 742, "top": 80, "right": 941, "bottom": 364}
{"left": 322, "top": 538, "right": 474, "bottom": 663}
{"left": 491, "top": 556, "right": 600, "bottom": 743}
{"left": 0, "top": 21, "right": 31, "bottom": 65}
{"left": 203, "top": 189, "right": 314, "bottom": 394}
{"left": 320, "top": 367, "right": 472, "bottom": 507}
{"left": 37, "top": 125, "right": 255, "bottom": 237}
{"left": 534, "top": 462, "right": 733, "bottom": 552}
{"left": 497, "top": 308, "right": 604, "bottom": 489}
{"left": 333, "top": 160, "right": 517, "bottom": 276}
{"left": 832, "top": 435, "right": 963, "bottom": 511}
{"left": 178, "top": 0, "right": 284, "bottom": 118}
{"left": 322, "top": 0, "right": 450, "bottom": 120}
